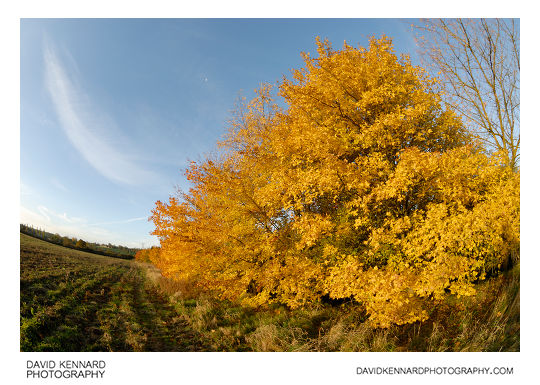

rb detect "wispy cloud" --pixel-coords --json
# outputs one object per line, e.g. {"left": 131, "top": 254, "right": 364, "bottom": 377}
{"left": 21, "top": 205, "right": 49, "bottom": 225}
{"left": 37, "top": 205, "right": 51, "bottom": 222}
{"left": 20, "top": 182, "right": 34, "bottom": 197}
{"left": 90, "top": 217, "right": 147, "bottom": 226}
{"left": 43, "top": 42, "right": 159, "bottom": 185}
{"left": 50, "top": 177, "right": 69, "bottom": 192}
{"left": 35, "top": 205, "right": 84, "bottom": 225}
{"left": 20, "top": 205, "right": 158, "bottom": 248}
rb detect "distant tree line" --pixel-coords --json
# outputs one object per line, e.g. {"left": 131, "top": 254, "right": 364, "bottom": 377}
{"left": 20, "top": 223, "right": 139, "bottom": 260}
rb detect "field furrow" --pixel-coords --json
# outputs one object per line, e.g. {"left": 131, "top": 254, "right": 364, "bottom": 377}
{"left": 20, "top": 233, "right": 204, "bottom": 352}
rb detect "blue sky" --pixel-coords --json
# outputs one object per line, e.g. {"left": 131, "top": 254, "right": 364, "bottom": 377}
{"left": 20, "top": 18, "right": 420, "bottom": 247}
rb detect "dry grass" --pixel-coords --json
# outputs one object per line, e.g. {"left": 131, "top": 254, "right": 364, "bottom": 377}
{"left": 138, "top": 257, "right": 519, "bottom": 352}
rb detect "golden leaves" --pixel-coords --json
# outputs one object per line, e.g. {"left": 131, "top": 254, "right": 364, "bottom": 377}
{"left": 150, "top": 36, "right": 520, "bottom": 328}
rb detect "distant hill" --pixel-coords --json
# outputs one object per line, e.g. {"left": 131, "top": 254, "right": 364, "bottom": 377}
{"left": 20, "top": 223, "right": 139, "bottom": 260}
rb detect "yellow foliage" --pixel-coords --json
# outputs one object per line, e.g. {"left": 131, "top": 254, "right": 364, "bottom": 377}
{"left": 135, "top": 246, "right": 161, "bottom": 265}
{"left": 150, "top": 36, "right": 520, "bottom": 327}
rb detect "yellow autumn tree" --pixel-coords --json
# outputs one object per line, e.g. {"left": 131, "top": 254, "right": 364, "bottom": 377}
{"left": 135, "top": 246, "right": 161, "bottom": 265}
{"left": 151, "top": 36, "right": 519, "bottom": 327}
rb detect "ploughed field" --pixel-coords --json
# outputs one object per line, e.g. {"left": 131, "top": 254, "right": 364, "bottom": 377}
{"left": 20, "top": 233, "right": 206, "bottom": 352}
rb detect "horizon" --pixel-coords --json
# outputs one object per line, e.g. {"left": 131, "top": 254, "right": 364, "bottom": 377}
{"left": 19, "top": 222, "right": 142, "bottom": 249}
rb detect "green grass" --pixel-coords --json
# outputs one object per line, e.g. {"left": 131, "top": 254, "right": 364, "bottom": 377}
{"left": 20, "top": 233, "right": 208, "bottom": 351}
{"left": 21, "top": 232, "right": 519, "bottom": 351}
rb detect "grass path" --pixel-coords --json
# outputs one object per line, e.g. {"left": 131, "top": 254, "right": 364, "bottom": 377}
{"left": 20, "top": 233, "right": 208, "bottom": 352}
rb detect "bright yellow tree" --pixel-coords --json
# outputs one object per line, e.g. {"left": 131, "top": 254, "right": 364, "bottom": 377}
{"left": 151, "top": 36, "right": 520, "bottom": 327}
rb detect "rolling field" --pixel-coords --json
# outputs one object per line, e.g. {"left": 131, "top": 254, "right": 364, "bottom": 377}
{"left": 20, "top": 233, "right": 207, "bottom": 351}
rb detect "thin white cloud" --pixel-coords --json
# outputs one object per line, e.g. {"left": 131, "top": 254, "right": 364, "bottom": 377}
{"left": 90, "top": 217, "right": 147, "bottom": 226}
{"left": 20, "top": 205, "right": 158, "bottom": 248}
{"left": 50, "top": 177, "right": 69, "bottom": 192}
{"left": 35, "top": 205, "right": 84, "bottom": 225}
{"left": 21, "top": 205, "right": 113, "bottom": 243}
{"left": 59, "top": 212, "right": 85, "bottom": 224}
{"left": 21, "top": 205, "right": 49, "bottom": 226}
{"left": 20, "top": 182, "right": 34, "bottom": 196}
{"left": 37, "top": 205, "right": 51, "bottom": 222}
{"left": 43, "top": 42, "right": 159, "bottom": 185}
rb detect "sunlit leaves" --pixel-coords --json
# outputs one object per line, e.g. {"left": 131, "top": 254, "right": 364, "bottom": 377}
{"left": 151, "top": 36, "right": 519, "bottom": 328}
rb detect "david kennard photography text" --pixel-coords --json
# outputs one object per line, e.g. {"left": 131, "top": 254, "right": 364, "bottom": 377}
{"left": 26, "top": 360, "right": 106, "bottom": 379}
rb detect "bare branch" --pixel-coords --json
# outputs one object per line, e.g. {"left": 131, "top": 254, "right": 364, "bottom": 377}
{"left": 413, "top": 18, "right": 520, "bottom": 171}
